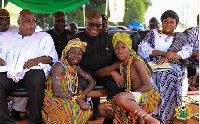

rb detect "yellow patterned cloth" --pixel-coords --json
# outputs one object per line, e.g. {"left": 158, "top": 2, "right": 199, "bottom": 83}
{"left": 41, "top": 75, "right": 91, "bottom": 124}
{"left": 112, "top": 32, "right": 132, "bottom": 50}
{"left": 105, "top": 88, "right": 160, "bottom": 124}
{"left": 61, "top": 38, "right": 87, "bottom": 60}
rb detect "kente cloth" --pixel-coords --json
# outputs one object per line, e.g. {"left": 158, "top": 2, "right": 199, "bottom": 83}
{"left": 41, "top": 61, "right": 91, "bottom": 124}
{"left": 104, "top": 88, "right": 160, "bottom": 124}
{"left": 137, "top": 29, "right": 191, "bottom": 123}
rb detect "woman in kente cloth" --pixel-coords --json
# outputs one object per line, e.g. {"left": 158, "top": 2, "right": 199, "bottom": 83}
{"left": 96, "top": 32, "right": 160, "bottom": 124}
{"left": 41, "top": 38, "right": 96, "bottom": 124}
{"left": 137, "top": 10, "right": 192, "bottom": 123}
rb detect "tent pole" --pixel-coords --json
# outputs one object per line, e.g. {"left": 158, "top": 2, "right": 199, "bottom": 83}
{"left": 105, "top": 0, "right": 108, "bottom": 15}
{"left": 2, "top": 0, "right": 4, "bottom": 9}
{"left": 83, "top": 4, "right": 85, "bottom": 27}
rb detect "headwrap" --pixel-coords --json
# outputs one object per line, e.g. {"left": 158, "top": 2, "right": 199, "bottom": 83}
{"left": 112, "top": 32, "right": 151, "bottom": 76}
{"left": 112, "top": 32, "right": 132, "bottom": 50}
{"left": 61, "top": 38, "right": 87, "bottom": 60}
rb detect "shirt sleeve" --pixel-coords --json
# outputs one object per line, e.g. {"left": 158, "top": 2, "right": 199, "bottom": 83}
{"left": 137, "top": 41, "right": 154, "bottom": 59}
{"left": 39, "top": 33, "right": 58, "bottom": 62}
{"left": 137, "top": 29, "right": 155, "bottom": 59}
{"left": 177, "top": 44, "right": 193, "bottom": 59}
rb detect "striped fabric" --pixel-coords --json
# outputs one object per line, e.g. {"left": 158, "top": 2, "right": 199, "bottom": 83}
{"left": 142, "top": 30, "right": 188, "bottom": 123}
{"left": 105, "top": 88, "right": 160, "bottom": 124}
{"left": 41, "top": 88, "right": 91, "bottom": 124}
{"left": 187, "top": 26, "right": 199, "bottom": 52}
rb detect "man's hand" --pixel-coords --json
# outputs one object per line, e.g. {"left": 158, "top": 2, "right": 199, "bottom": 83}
{"left": 111, "top": 71, "right": 125, "bottom": 88}
{"left": 0, "top": 58, "right": 5, "bottom": 66}
{"left": 23, "top": 58, "right": 40, "bottom": 69}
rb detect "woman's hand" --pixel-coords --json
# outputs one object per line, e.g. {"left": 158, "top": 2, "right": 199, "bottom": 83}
{"left": 155, "top": 57, "right": 169, "bottom": 64}
{"left": 111, "top": 71, "right": 125, "bottom": 88}
{"left": 165, "top": 52, "right": 176, "bottom": 60}
{"left": 76, "top": 98, "right": 90, "bottom": 111}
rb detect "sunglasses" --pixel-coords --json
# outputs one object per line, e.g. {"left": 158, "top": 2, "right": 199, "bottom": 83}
{"left": 0, "top": 16, "right": 10, "bottom": 20}
{"left": 86, "top": 22, "right": 102, "bottom": 28}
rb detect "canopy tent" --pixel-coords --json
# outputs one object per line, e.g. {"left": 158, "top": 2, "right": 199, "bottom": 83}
{"left": 7, "top": 0, "right": 89, "bottom": 13}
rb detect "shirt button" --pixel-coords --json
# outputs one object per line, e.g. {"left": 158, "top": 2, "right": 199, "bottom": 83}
{"left": 58, "top": 41, "right": 61, "bottom": 43}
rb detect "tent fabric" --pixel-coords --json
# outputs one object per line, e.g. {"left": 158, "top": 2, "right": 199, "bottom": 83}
{"left": 7, "top": 0, "right": 89, "bottom": 13}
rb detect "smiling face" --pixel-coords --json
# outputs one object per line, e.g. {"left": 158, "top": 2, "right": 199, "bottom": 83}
{"left": 86, "top": 13, "right": 102, "bottom": 38}
{"left": 53, "top": 12, "right": 66, "bottom": 32}
{"left": 162, "top": 17, "right": 176, "bottom": 35}
{"left": 18, "top": 10, "right": 36, "bottom": 37}
{"left": 66, "top": 47, "right": 83, "bottom": 66}
{"left": 114, "top": 41, "right": 130, "bottom": 61}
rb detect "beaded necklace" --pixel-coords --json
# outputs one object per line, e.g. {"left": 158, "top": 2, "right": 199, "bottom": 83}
{"left": 120, "top": 55, "right": 133, "bottom": 92}
{"left": 62, "top": 60, "right": 78, "bottom": 94}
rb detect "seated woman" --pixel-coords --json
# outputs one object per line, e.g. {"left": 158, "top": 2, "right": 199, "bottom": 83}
{"left": 41, "top": 38, "right": 96, "bottom": 124}
{"left": 96, "top": 32, "right": 160, "bottom": 124}
{"left": 137, "top": 10, "right": 192, "bottom": 123}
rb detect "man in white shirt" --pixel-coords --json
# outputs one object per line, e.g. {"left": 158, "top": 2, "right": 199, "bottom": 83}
{"left": 0, "top": 9, "right": 26, "bottom": 121}
{"left": 0, "top": 9, "right": 58, "bottom": 124}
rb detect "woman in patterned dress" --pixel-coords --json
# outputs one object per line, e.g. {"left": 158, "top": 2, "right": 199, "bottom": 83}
{"left": 137, "top": 10, "right": 192, "bottom": 123}
{"left": 41, "top": 38, "right": 96, "bottom": 124}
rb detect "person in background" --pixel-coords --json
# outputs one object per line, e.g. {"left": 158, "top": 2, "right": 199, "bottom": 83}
{"left": 187, "top": 14, "right": 199, "bottom": 89}
{"left": 46, "top": 11, "right": 73, "bottom": 59}
{"left": 149, "top": 17, "right": 160, "bottom": 31}
{"left": 67, "top": 22, "right": 78, "bottom": 35}
{"left": 137, "top": 10, "right": 192, "bottom": 123}
{"left": 130, "top": 17, "right": 160, "bottom": 53}
{"left": 71, "top": 12, "right": 123, "bottom": 123}
{"left": 42, "top": 38, "right": 96, "bottom": 123}
{"left": 0, "top": 9, "right": 18, "bottom": 35}
{"left": 0, "top": 9, "right": 58, "bottom": 124}
{"left": 101, "top": 14, "right": 109, "bottom": 33}
{"left": 96, "top": 32, "right": 160, "bottom": 124}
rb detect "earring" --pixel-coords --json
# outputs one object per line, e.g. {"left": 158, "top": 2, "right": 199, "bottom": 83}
{"left": 69, "top": 56, "right": 70, "bottom": 58}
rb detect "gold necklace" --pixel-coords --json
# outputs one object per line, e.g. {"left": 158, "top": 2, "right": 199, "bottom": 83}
{"left": 120, "top": 55, "right": 133, "bottom": 92}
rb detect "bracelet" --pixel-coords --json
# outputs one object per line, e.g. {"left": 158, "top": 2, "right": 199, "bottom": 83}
{"left": 79, "top": 90, "right": 85, "bottom": 99}
{"left": 72, "top": 95, "right": 81, "bottom": 101}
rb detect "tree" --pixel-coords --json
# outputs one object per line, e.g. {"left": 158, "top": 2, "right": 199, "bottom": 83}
{"left": 66, "top": 0, "right": 151, "bottom": 28}
{"left": 119, "top": 0, "right": 152, "bottom": 27}
{"left": 34, "top": 0, "right": 152, "bottom": 29}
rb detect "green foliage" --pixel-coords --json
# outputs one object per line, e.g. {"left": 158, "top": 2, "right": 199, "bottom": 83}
{"left": 119, "top": 0, "right": 152, "bottom": 27}
{"left": 35, "top": 0, "right": 152, "bottom": 29}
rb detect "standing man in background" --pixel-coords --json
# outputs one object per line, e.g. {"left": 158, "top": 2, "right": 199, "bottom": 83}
{"left": 101, "top": 14, "right": 109, "bottom": 33}
{"left": 46, "top": 12, "right": 73, "bottom": 59}
{"left": 67, "top": 22, "right": 78, "bottom": 35}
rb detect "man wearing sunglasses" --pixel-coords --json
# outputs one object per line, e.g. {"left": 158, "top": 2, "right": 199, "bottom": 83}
{"left": 71, "top": 12, "right": 123, "bottom": 124}
{"left": 0, "top": 9, "right": 18, "bottom": 35}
